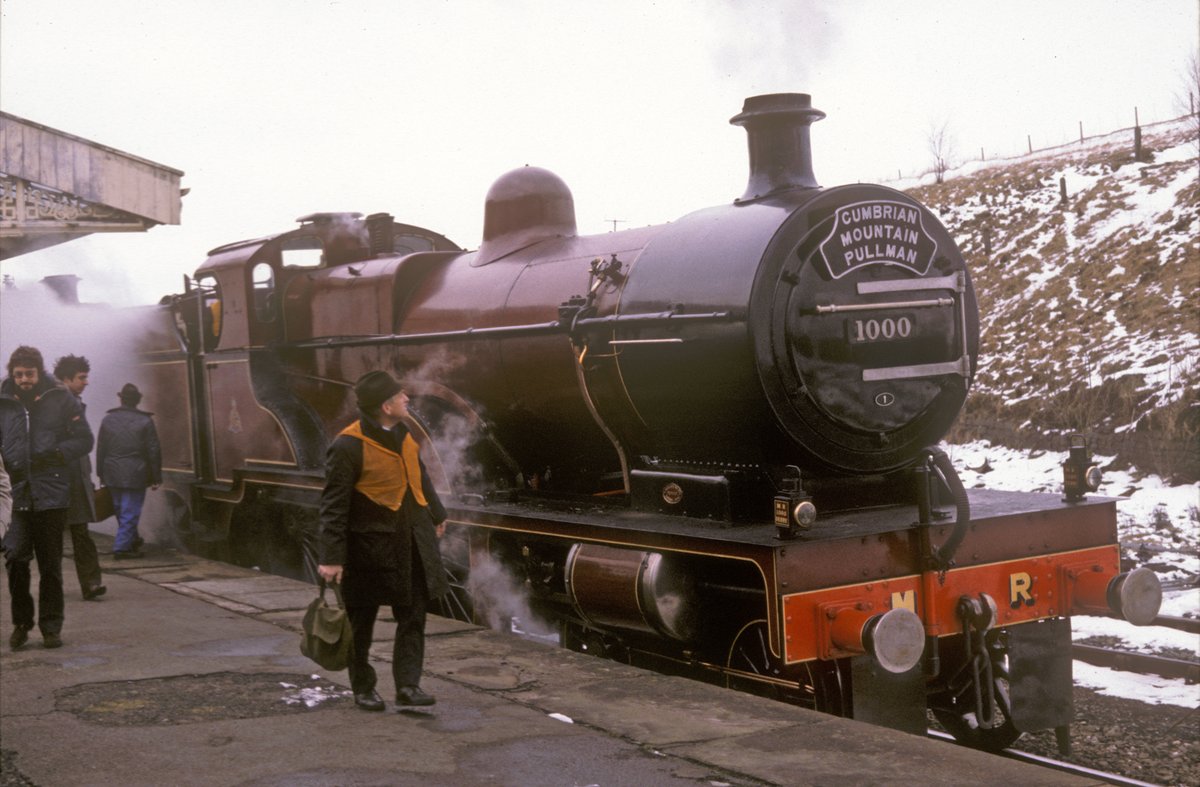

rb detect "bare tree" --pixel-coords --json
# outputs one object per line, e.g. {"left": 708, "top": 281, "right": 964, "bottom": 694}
{"left": 927, "top": 120, "right": 955, "bottom": 184}
{"left": 1177, "top": 48, "right": 1200, "bottom": 175}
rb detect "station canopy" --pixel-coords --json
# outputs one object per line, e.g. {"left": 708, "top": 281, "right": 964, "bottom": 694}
{"left": 0, "top": 113, "right": 184, "bottom": 259}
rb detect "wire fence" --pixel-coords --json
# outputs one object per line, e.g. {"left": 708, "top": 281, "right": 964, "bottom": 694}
{"left": 883, "top": 110, "right": 1199, "bottom": 185}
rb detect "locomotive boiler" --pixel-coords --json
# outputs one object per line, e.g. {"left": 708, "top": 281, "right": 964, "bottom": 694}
{"left": 138, "top": 93, "right": 1161, "bottom": 751}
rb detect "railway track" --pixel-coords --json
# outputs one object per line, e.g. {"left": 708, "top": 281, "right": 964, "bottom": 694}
{"left": 998, "top": 742, "right": 1163, "bottom": 787}
{"left": 928, "top": 730, "right": 1162, "bottom": 787}
{"left": 1150, "top": 614, "right": 1200, "bottom": 635}
{"left": 1073, "top": 643, "right": 1200, "bottom": 682}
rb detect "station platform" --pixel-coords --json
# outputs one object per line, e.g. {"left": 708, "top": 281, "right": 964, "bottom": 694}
{"left": 1, "top": 533, "right": 1099, "bottom": 786}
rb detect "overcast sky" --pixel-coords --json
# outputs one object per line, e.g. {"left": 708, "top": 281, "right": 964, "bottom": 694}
{"left": 1, "top": 0, "right": 1196, "bottom": 306}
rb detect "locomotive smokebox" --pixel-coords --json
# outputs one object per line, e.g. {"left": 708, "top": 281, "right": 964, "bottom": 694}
{"left": 731, "top": 93, "right": 825, "bottom": 202}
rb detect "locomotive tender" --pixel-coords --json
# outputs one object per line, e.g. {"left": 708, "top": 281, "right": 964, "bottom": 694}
{"left": 140, "top": 93, "right": 1161, "bottom": 750}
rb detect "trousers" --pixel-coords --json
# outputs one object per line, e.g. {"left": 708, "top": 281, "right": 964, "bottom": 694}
{"left": 111, "top": 487, "right": 147, "bottom": 553}
{"left": 3, "top": 508, "right": 67, "bottom": 635}
{"left": 346, "top": 559, "right": 430, "bottom": 695}
{"left": 68, "top": 522, "right": 103, "bottom": 593}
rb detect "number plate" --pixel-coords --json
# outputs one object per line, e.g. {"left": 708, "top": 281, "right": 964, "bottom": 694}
{"left": 847, "top": 315, "right": 915, "bottom": 343}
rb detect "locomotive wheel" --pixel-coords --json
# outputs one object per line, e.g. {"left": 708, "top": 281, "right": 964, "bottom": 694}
{"left": 930, "top": 645, "right": 1021, "bottom": 752}
{"left": 431, "top": 567, "right": 476, "bottom": 623}
{"left": 158, "top": 490, "right": 193, "bottom": 551}
{"left": 725, "top": 620, "right": 850, "bottom": 714}
{"left": 229, "top": 503, "right": 316, "bottom": 583}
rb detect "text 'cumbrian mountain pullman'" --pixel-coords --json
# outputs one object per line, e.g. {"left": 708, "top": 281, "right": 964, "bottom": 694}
{"left": 818, "top": 200, "right": 938, "bottom": 279}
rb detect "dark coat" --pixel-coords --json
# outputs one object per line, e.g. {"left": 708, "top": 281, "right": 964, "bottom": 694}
{"left": 0, "top": 376, "right": 94, "bottom": 512}
{"left": 318, "top": 416, "right": 449, "bottom": 608}
{"left": 96, "top": 406, "right": 162, "bottom": 490}
{"left": 64, "top": 396, "right": 97, "bottom": 525}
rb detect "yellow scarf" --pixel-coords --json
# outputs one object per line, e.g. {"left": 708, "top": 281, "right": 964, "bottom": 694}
{"left": 339, "top": 421, "right": 427, "bottom": 510}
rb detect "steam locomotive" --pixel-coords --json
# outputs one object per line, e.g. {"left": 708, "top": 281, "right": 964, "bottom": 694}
{"left": 138, "top": 93, "right": 1161, "bottom": 750}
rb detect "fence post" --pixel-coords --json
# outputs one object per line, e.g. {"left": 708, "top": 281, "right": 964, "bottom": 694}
{"left": 1027, "top": 134, "right": 1033, "bottom": 154}
{"left": 1079, "top": 121, "right": 1083, "bottom": 142}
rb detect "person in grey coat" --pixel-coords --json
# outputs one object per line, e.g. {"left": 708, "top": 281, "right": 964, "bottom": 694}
{"left": 54, "top": 355, "right": 105, "bottom": 599}
{"left": 1, "top": 345, "right": 94, "bottom": 649}
{"left": 96, "top": 384, "right": 161, "bottom": 558}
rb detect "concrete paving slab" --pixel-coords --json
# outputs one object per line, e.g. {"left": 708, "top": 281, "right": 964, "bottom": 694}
{"left": 194, "top": 587, "right": 315, "bottom": 612}
{"left": 665, "top": 717, "right": 1090, "bottom": 787}
{"left": 183, "top": 575, "right": 315, "bottom": 596}
{"left": 119, "top": 560, "right": 260, "bottom": 584}
{"left": 427, "top": 625, "right": 663, "bottom": 693}
{"left": 514, "top": 671, "right": 821, "bottom": 746}
{"left": 425, "top": 614, "right": 484, "bottom": 637}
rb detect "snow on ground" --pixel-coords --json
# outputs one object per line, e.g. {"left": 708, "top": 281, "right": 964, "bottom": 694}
{"left": 1072, "top": 661, "right": 1198, "bottom": 708}
{"left": 946, "top": 440, "right": 1199, "bottom": 709}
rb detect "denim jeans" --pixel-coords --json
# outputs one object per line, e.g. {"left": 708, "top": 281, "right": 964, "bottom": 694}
{"left": 111, "top": 487, "right": 147, "bottom": 553}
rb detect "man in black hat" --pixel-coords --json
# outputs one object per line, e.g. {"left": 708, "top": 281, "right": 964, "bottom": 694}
{"left": 96, "top": 383, "right": 162, "bottom": 558}
{"left": 318, "top": 370, "right": 450, "bottom": 711}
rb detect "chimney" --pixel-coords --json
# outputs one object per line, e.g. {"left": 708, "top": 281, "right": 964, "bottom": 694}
{"left": 730, "top": 93, "right": 826, "bottom": 202}
{"left": 40, "top": 274, "right": 81, "bottom": 304}
{"left": 365, "top": 212, "right": 395, "bottom": 257}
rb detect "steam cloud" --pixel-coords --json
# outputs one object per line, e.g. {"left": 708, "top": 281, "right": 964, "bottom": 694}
{"left": 463, "top": 550, "right": 558, "bottom": 641}
{"left": 0, "top": 281, "right": 175, "bottom": 544}
{"left": 704, "top": 0, "right": 839, "bottom": 90}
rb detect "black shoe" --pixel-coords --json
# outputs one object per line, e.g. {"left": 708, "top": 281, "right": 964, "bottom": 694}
{"left": 113, "top": 551, "right": 143, "bottom": 560}
{"left": 9, "top": 625, "right": 30, "bottom": 650}
{"left": 353, "top": 690, "right": 385, "bottom": 712}
{"left": 43, "top": 633, "right": 63, "bottom": 649}
{"left": 395, "top": 685, "right": 435, "bottom": 707}
{"left": 83, "top": 585, "right": 107, "bottom": 600}
{"left": 133, "top": 536, "right": 145, "bottom": 550}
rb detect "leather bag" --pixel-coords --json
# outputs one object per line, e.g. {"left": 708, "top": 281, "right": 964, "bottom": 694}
{"left": 93, "top": 486, "right": 114, "bottom": 521}
{"left": 300, "top": 579, "right": 353, "bottom": 670}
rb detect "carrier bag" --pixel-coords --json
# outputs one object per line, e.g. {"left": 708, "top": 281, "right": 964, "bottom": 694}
{"left": 300, "top": 579, "right": 353, "bottom": 671}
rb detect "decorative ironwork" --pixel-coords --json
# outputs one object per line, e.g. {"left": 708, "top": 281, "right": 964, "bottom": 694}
{"left": 0, "top": 174, "right": 138, "bottom": 225}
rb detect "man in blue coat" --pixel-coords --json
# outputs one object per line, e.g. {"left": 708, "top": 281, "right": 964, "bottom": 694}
{"left": 1, "top": 346, "right": 94, "bottom": 649}
{"left": 96, "top": 384, "right": 162, "bottom": 558}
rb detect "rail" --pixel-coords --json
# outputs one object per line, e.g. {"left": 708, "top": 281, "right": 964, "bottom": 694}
{"left": 1071, "top": 644, "right": 1200, "bottom": 682}
{"left": 932, "top": 731, "right": 1168, "bottom": 787}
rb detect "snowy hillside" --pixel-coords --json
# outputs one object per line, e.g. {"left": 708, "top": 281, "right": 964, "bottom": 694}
{"left": 908, "top": 118, "right": 1198, "bottom": 480}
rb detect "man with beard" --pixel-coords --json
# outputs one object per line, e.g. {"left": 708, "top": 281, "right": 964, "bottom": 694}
{"left": 1, "top": 346, "right": 94, "bottom": 649}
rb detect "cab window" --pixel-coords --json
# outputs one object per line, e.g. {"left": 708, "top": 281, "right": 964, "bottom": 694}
{"left": 197, "top": 274, "right": 222, "bottom": 351}
{"left": 252, "top": 262, "right": 276, "bottom": 322}
{"left": 393, "top": 234, "right": 435, "bottom": 255}
{"left": 281, "top": 235, "right": 323, "bottom": 268}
